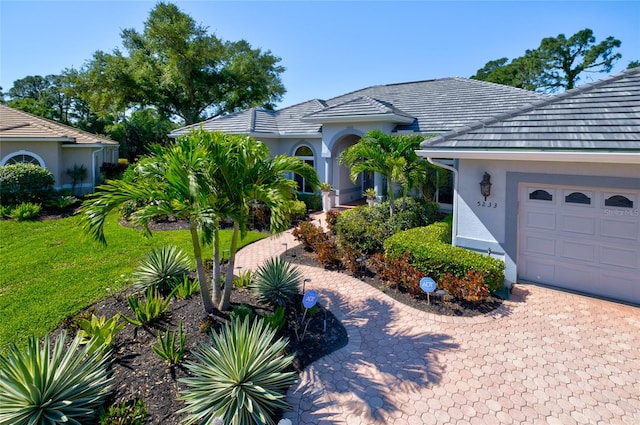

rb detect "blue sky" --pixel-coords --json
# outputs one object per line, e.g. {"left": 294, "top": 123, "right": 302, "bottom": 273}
{"left": 1, "top": 0, "right": 639, "bottom": 108}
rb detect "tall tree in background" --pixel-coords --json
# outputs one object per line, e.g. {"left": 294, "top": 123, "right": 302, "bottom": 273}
{"left": 472, "top": 28, "right": 622, "bottom": 92}
{"left": 72, "top": 2, "right": 285, "bottom": 125}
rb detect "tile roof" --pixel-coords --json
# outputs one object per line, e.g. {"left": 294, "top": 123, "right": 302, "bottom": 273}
{"left": 421, "top": 68, "right": 640, "bottom": 151}
{"left": 170, "top": 77, "right": 547, "bottom": 138}
{"left": 0, "top": 105, "right": 117, "bottom": 145}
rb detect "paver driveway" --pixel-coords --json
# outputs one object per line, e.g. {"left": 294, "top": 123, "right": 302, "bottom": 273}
{"left": 235, "top": 221, "right": 640, "bottom": 425}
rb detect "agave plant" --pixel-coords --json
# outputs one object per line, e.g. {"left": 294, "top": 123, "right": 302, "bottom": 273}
{"left": 0, "top": 331, "right": 112, "bottom": 425}
{"left": 132, "top": 245, "right": 191, "bottom": 296}
{"left": 179, "top": 317, "right": 296, "bottom": 425}
{"left": 251, "top": 256, "right": 302, "bottom": 307}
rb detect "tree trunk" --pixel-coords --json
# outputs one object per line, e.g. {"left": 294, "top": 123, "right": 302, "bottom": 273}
{"left": 219, "top": 221, "right": 239, "bottom": 311}
{"left": 211, "top": 226, "right": 222, "bottom": 305}
{"left": 190, "top": 226, "right": 214, "bottom": 312}
{"left": 387, "top": 177, "right": 396, "bottom": 216}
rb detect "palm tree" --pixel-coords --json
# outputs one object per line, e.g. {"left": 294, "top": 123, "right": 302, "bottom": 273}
{"left": 338, "top": 130, "right": 423, "bottom": 215}
{"left": 205, "top": 133, "right": 319, "bottom": 310}
{"left": 79, "top": 133, "right": 218, "bottom": 312}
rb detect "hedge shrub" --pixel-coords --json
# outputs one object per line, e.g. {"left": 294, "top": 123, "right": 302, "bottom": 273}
{"left": 383, "top": 222, "right": 504, "bottom": 292}
{"left": 335, "top": 197, "right": 439, "bottom": 254}
{"left": 297, "top": 193, "right": 322, "bottom": 211}
{"left": 0, "top": 163, "right": 55, "bottom": 206}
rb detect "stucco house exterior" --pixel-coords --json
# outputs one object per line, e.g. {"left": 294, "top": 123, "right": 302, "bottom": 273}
{"left": 417, "top": 68, "right": 640, "bottom": 305}
{"left": 170, "top": 77, "right": 545, "bottom": 207}
{"left": 0, "top": 105, "right": 119, "bottom": 194}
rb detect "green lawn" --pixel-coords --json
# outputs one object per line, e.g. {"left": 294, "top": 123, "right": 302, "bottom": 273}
{"left": 0, "top": 214, "right": 265, "bottom": 349}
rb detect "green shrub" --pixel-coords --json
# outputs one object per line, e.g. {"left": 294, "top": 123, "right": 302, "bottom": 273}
{"left": 132, "top": 245, "right": 191, "bottom": 296}
{"left": 179, "top": 317, "right": 296, "bottom": 425}
{"left": 152, "top": 321, "right": 186, "bottom": 366}
{"left": 99, "top": 398, "right": 149, "bottom": 425}
{"left": 0, "top": 331, "right": 112, "bottom": 425}
{"left": 124, "top": 288, "right": 173, "bottom": 327}
{"left": 335, "top": 197, "right": 439, "bottom": 255}
{"left": 383, "top": 222, "right": 504, "bottom": 292}
{"left": 297, "top": 193, "right": 321, "bottom": 211}
{"left": 9, "top": 202, "right": 41, "bottom": 221}
{"left": 288, "top": 199, "right": 307, "bottom": 221}
{"left": 335, "top": 204, "right": 390, "bottom": 254}
{"left": 252, "top": 256, "right": 301, "bottom": 307}
{"left": 0, "top": 162, "right": 55, "bottom": 205}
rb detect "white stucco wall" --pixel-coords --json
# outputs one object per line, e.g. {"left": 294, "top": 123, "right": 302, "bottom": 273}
{"left": 455, "top": 159, "right": 640, "bottom": 284}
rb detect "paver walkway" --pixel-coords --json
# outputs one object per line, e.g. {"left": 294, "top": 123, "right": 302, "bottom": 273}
{"left": 235, "top": 215, "right": 640, "bottom": 425}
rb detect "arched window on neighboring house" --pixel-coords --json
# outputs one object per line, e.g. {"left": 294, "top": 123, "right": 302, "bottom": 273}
{"left": 294, "top": 145, "right": 315, "bottom": 194}
{"left": 1, "top": 151, "right": 45, "bottom": 167}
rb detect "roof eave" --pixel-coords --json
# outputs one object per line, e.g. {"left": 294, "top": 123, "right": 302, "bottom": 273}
{"left": 416, "top": 149, "right": 640, "bottom": 164}
{"left": 0, "top": 136, "right": 76, "bottom": 143}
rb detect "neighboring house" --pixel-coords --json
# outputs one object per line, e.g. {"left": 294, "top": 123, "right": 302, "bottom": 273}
{"left": 0, "top": 105, "right": 119, "bottom": 194}
{"left": 170, "top": 77, "right": 545, "bottom": 207}
{"left": 418, "top": 68, "right": 640, "bottom": 305}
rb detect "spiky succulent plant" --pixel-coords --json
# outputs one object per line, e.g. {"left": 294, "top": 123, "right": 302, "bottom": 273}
{"left": 0, "top": 331, "right": 112, "bottom": 425}
{"left": 132, "top": 244, "right": 191, "bottom": 295}
{"left": 251, "top": 256, "right": 301, "bottom": 307}
{"left": 179, "top": 317, "right": 296, "bottom": 425}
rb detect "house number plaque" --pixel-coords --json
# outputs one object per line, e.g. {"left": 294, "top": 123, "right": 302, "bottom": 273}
{"left": 477, "top": 201, "right": 498, "bottom": 208}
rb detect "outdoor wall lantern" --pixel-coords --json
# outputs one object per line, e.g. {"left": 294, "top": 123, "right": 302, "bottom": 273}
{"left": 480, "top": 172, "right": 492, "bottom": 201}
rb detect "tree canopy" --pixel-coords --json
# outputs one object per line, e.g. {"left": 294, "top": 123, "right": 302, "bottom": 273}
{"left": 472, "top": 28, "right": 622, "bottom": 92}
{"left": 72, "top": 2, "right": 286, "bottom": 125}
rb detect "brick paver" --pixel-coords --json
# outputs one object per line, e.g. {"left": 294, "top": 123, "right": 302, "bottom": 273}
{"left": 236, "top": 213, "right": 640, "bottom": 424}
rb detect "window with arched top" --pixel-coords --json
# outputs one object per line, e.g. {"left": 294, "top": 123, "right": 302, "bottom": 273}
{"left": 565, "top": 192, "right": 591, "bottom": 205}
{"left": 605, "top": 195, "right": 634, "bottom": 208}
{"left": 529, "top": 189, "right": 553, "bottom": 201}
{"left": 294, "top": 145, "right": 314, "bottom": 193}
{"left": 5, "top": 154, "right": 42, "bottom": 166}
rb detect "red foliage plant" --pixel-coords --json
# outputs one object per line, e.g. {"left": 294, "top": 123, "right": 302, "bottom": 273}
{"left": 292, "top": 221, "right": 328, "bottom": 252}
{"left": 440, "top": 270, "right": 489, "bottom": 303}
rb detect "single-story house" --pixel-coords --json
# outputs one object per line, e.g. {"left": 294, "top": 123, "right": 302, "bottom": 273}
{"left": 417, "top": 68, "right": 640, "bottom": 305}
{"left": 170, "top": 77, "right": 546, "bottom": 208}
{"left": 0, "top": 105, "right": 119, "bottom": 194}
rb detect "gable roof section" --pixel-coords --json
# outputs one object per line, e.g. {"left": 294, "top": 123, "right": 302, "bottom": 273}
{"left": 420, "top": 68, "right": 640, "bottom": 151}
{"left": 170, "top": 78, "right": 546, "bottom": 138}
{"left": 302, "top": 96, "right": 415, "bottom": 124}
{"left": 0, "top": 105, "right": 117, "bottom": 145}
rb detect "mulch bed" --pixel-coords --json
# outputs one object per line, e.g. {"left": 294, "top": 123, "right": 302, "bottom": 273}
{"left": 286, "top": 243, "right": 504, "bottom": 318}
{"left": 54, "top": 216, "right": 502, "bottom": 423}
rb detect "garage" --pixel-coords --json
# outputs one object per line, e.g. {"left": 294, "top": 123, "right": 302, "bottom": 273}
{"left": 518, "top": 184, "right": 640, "bottom": 304}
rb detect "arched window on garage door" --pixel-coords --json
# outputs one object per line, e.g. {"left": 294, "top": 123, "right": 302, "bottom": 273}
{"left": 294, "top": 145, "right": 314, "bottom": 194}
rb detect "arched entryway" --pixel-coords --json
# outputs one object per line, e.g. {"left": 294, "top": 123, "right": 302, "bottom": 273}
{"left": 330, "top": 134, "right": 375, "bottom": 205}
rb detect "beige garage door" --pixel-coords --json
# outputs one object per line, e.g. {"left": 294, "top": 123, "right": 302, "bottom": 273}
{"left": 518, "top": 184, "right": 640, "bottom": 304}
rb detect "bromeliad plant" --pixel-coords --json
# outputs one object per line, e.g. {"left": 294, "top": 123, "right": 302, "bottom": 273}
{"left": 0, "top": 331, "right": 112, "bottom": 425}
{"left": 251, "top": 256, "right": 302, "bottom": 307}
{"left": 179, "top": 317, "right": 296, "bottom": 425}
